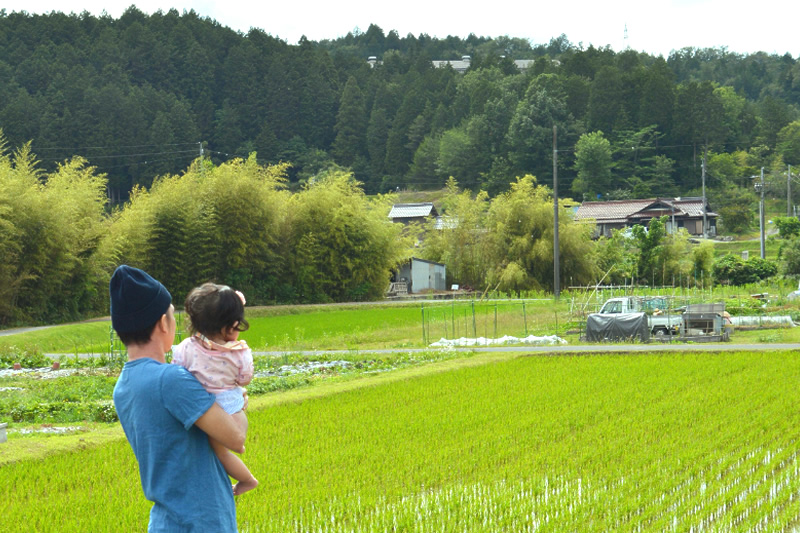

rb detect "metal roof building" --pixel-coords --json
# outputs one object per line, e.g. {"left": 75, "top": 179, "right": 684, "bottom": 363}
{"left": 388, "top": 202, "right": 439, "bottom": 224}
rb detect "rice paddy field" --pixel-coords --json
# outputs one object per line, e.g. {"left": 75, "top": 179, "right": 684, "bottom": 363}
{"left": 4, "top": 349, "right": 800, "bottom": 532}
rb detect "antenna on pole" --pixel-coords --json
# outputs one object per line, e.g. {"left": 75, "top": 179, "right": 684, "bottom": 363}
{"left": 624, "top": 23, "right": 629, "bottom": 50}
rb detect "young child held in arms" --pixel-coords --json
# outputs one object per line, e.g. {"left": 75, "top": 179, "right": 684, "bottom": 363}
{"left": 172, "top": 283, "right": 258, "bottom": 495}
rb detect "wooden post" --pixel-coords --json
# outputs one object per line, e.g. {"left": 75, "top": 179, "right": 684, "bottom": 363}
{"left": 523, "top": 301, "right": 528, "bottom": 336}
{"left": 0, "top": 423, "right": 7, "bottom": 444}
{"left": 421, "top": 303, "right": 426, "bottom": 345}
{"left": 471, "top": 301, "right": 477, "bottom": 338}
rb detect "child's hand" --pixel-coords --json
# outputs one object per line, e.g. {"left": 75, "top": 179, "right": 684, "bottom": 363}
{"left": 241, "top": 388, "right": 249, "bottom": 411}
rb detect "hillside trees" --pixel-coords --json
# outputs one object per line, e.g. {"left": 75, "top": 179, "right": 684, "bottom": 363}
{"left": 710, "top": 186, "right": 755, "bottom": 234}
{"left": 506, "top": 81, "right": 578, "bottom": 186}
{"left": 777, "top": 120, "right": 800, "bottom": 165}
{"left": 572, "top": 131, "right": 613, "bottom": 199}
{"left": 332, "top": 76, "right": 368, "bottom": 167}
{"left": 1, "top": 11, "right": 800, "bottom": 200}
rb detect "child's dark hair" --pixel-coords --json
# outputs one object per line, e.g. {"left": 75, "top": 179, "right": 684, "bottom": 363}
{"left": 184, "top": 283, "right": 249, "bottom": 336}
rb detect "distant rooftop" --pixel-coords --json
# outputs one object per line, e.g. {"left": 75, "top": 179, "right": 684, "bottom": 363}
{"left": 388, "top": 202, "right": 439, "bottom": 219}
{"left": 368, "top": 55, "right": 538, "bottom": 73}
{"left": 575, "top": 197, "right": 718, "bottom": 223}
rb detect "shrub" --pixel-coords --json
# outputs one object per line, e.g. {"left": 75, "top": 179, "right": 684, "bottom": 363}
{"left": 0, "top": 346, "right": 50, "bottom": 369}
{"left": 780, "top": 238, "right": 800, "bottom": 276}
{"left": 713, "top": 254, "right": 778, "bottom": 285}
{"left": 775, "top": 217, "right": 800, "bottom": 239}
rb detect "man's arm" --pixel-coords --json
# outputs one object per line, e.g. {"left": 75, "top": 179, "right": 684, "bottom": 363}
{"left": 194, "top": 403, "right": 246, "bottom": 454}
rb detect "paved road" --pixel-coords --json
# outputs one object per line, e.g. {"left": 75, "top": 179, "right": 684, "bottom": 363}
{"left": 0, "top": 317, "right": 110, "bottom": 337}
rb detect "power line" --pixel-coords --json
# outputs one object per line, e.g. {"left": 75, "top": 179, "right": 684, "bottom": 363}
{"left": 37, "top": 148, "right": 199, "bottom": 164}
{"left": 82, "top": 149, "right": 198, "bottom": 160}
{"left": 30, "top": 141, "right": 200, "bottom": 151}
{"left": 90, "top": 154, "right": 199, "bottom": 171}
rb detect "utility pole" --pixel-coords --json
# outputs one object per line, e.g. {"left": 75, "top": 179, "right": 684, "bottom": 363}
{"left": 789, "top": 164, "right": 793, "bottom": 217}
{"left": 701, "top": 145, "right": 708, "bottom": 238}
{"left": 553, "top": 125, "right": 560, "bottom": 300}
{"left": 757, "top": 167, "right": 765, "bottom": 259}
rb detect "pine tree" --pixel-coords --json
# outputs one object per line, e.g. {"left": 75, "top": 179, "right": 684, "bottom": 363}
{"left": 332, "top": 76, "right": 367, "bottom": 166}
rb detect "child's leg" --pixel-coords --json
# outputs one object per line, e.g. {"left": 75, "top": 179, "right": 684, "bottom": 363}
{"left": 210, "top": 411, "right": 258, "bottom": 495}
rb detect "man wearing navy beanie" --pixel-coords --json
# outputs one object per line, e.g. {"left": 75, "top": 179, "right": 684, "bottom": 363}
{"left": 111, "top": 265, "right": 245, "bottom": 532}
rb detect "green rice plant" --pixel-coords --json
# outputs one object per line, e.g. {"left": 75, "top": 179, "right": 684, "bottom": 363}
{"left": 237, "top": 350, "right": 800, "bottom": 531}
{"left": 3, "top": 350, "right": 800, "bottom": 531}
{"left": 241, "top": 305, "right": 425, "bottom": 350}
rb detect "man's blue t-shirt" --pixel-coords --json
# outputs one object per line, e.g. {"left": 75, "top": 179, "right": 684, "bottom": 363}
{"left": 113, "top": 358, "right": 237, "bottom": 532}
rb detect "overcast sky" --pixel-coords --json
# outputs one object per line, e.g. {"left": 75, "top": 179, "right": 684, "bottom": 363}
{"left": 3, "top": 0, "right": 798, "bottom": 58}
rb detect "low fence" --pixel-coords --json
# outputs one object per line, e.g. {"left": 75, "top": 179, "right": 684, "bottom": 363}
{"left": 420, "top": 285, "right": 800, "bottom": 345}
{"left": 420, "top": 300, "right": 568, "bottom": 345}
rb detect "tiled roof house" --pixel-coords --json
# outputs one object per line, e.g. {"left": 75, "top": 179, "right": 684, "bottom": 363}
{"left": 574, "top": 197, "right": 718, "bottom": 238}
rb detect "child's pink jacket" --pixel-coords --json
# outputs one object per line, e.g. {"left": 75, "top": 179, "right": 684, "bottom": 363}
{"left": 171, "top": 335, "right": 253, "bottom": 394}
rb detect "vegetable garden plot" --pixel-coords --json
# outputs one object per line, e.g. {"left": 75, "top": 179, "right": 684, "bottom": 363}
{"left": 3, "top": 350, "right": 800, "bottom": 532}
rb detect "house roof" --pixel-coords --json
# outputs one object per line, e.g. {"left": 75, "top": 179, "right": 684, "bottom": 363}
{"left": 430, "top": 58, "right": 544, "bottom": 73}
{"left": 388, "top": 202, "right": 439, "bottom": 219}
{"left": 410, "top": 257, "right": 446, "bottom": 267}
{"left": 575, "top": 199, "right": 654, "bottom": 221}
{"left": 513, "top": 59, "right": 536, "bottom": 70}
{"left": 670, "top": 197, "right": 718, "bottom": 217}
{"left": 574, "top": 197, "right": 718, "bottom": 223}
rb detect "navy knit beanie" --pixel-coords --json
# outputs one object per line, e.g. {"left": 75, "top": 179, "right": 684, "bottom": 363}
{"left": 109, "top": 265, "right": 172, "bottom": 333}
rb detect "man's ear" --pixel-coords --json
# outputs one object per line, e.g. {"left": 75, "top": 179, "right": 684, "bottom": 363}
{"left": 158, "top": 313, "right": 170, "bottom": 332}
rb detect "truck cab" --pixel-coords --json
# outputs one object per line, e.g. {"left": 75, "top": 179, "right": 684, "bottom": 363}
{"left": 598, "top": 297, "right": 679, "bottom": 338}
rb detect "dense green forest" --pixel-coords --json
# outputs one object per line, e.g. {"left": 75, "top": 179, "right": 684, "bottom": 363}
{"left": 1, "top": 7, "right": 799, "bottom": 205}
{"left": 3, "top": 7, "right": 800, "bottom": 326}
